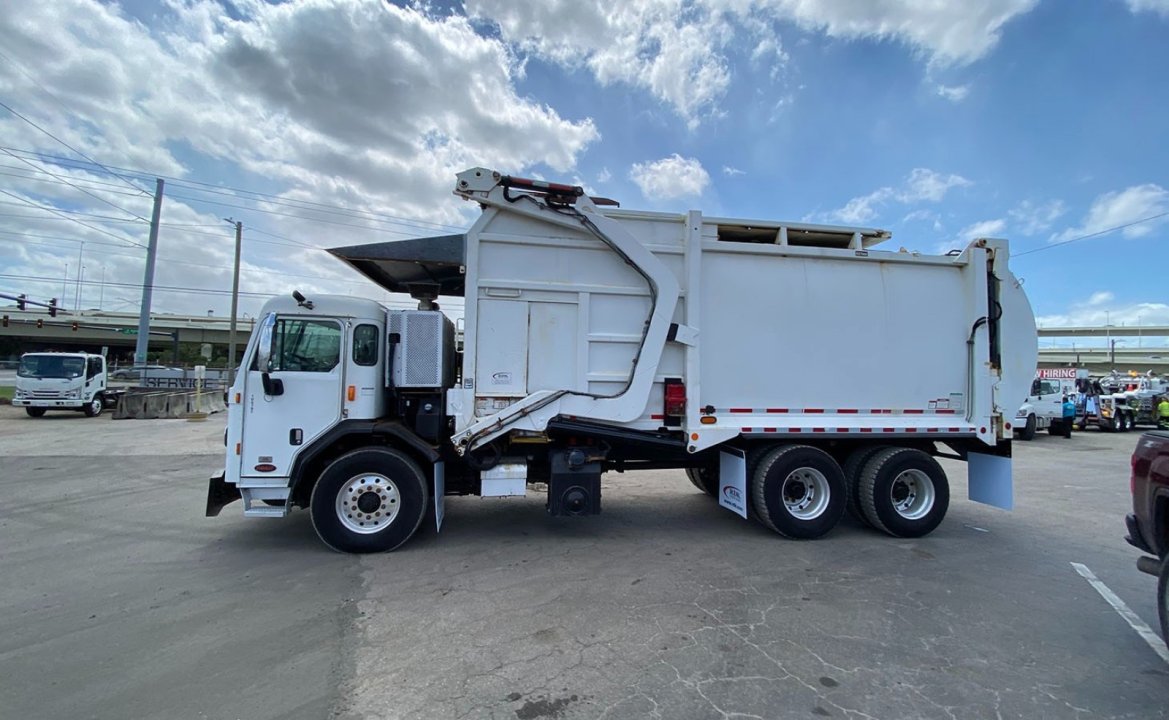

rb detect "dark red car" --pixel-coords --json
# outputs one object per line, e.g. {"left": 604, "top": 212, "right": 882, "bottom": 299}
{"left": 1126, "top": 431, "right": 1169, "bottom": 641}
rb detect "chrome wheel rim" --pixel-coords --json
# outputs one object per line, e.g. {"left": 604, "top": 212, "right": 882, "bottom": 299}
{"left": 781, "top": 468, "right": 830, "bottom": 520}
{"left": 890, "top": 469, "right": 935, "bottom": 520}
{"left": 335, "top": 473, "right": 400, "bottom": 534}
{"left": 90, "top": 398, "right": 102, "bottom": 415}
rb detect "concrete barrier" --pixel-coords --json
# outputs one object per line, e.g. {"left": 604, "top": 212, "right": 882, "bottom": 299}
{"left": 113, "top": 388, "right": 226, "bottom": 419}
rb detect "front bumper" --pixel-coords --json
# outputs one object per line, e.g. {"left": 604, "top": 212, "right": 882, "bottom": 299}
{"left": 206, "top": 471, "right": 241, "bottom": 517}
{"left": 11, "top": 398, "right": 84, "bottom": 409}
{"left": 1126, "top": 513, "right": 1155, "bottom": 555}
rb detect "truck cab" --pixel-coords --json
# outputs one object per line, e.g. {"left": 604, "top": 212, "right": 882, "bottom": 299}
{"left": 13, "top": 352, "right": 109, "bottom": 418}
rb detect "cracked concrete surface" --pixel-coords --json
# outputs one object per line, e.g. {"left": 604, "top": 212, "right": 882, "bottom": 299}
{"left": 1, "top": 405, "right": 1167, "bottom": 719}
{"left": 340, "top": 429, "right": 1169, "bottom": 720}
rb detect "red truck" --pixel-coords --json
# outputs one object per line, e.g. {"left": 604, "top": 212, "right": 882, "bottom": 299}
{"left": 1126, "top": 430, "right": 1169, "bottom": 641}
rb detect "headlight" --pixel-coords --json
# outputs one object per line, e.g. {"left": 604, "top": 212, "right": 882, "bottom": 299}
{"left": 14, "top": 389, "right": 25, "bottom": 398}
{"left": 67, "top": 389, "right": 80, "bottom": 399}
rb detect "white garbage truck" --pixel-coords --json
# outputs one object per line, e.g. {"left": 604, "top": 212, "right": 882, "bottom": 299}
{"left": 206, "top": 168, "right": 1038, "bottom": 553}
{"left": 13, "top": 351, "right": 110, "bottom": 418}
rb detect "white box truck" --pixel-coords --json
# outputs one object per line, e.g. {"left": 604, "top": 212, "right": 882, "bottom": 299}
{"left": 13, "top": 351, "right": 110, "bottom": 418}
{"left": 206, "top": 168, "right": 1038, "bottom": 553}
{"left": 1014, "top": 368, "right": 1089, "bottom": 439}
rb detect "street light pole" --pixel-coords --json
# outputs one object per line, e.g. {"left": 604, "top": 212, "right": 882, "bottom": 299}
{"left": 224, "top": 218, "right": 243, "bottom": 385}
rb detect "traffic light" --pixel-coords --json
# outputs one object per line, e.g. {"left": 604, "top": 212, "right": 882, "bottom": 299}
{"left": 72, "top": 321, "right": 79, "bottom": 331}
{"left": 17, "top": 294, "right": 26, "bottom": 311}
{"left": 49, "top": 298, "right": 57, "bottom": 317}
{"left": 36, "top": 318, "right": 43, "bottom": 329}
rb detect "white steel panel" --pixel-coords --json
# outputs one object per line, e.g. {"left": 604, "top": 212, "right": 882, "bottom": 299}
{"left": 528, "top": 302, "right": 579, "bottom": 392}
{"left": 475, "top": 299, "right": 528, "bottom": 396}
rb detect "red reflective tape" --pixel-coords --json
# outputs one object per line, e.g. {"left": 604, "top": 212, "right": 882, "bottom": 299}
{"left": 812, "top": 427, "right": 826, "bottom": 433}
{"left": 729, "top": 408, "right": 752, "bottom": 414}
{"left": 859, "top": 428, "right": 874, "bottom": 433}
{"left": 805, "top": 408, "right": 825, "bottom": 414}
{"left": 838, "top": 408, "right": 859, "bottom": 414}
{"left": 763, "top": 427, "right": 777, "bottom": 433}
{"left": 870, "top": 409, "right": 891, "bottom": 414}
{"left": 935, "top": 409, "right": 956, "bottom": 414}
{"left": 949, "top": 427, "right": 961, "bottom": 432}
{"left": 926, "top": 428, "right": 939, "bottom": 433}
{"left": 741, "top": 427, "right": 752, "bottom": 432}
{"left": 904, "top": 409, "right": 924, "bottom": 414}
{"left": 882, "top": 428, "right": 896, "bottom": 433}
{"left": 650, "top": 414, "right": 664, "bottom": 420}
{"left": 766, "top": 408, "right": 789, "bottom": 413}
{"left": 905, "top": 428, "right": 918, "bottom": 433}
{"left": 790, "top": 428, "right": 803, "bottom": 433}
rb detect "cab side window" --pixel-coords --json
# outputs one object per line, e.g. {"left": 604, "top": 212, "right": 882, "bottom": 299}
{"left": 353, "top": 324, "right": 378, "bottom": 366}
{"left": 87, "top": 357, "right": 102, "bottom": 379}
{"left": 270, "top": 319, "right": 341, "bottom": 372}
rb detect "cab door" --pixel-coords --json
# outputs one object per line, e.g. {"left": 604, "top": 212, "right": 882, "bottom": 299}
{"left": 240, "top": 314, "right": 345, "bottom": 478}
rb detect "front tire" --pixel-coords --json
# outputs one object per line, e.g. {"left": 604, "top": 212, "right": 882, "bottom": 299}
{"left": 310, "top": 448, "right": 429, "bottom": 553}
{"left": 25, "top": 407, "right": 46, "bottom": 418}
{"left": 750, "top": 445, "right": 845, "bottom": 539}
{"left": 83, "top": 396, "right": 103, "bottom": 417}
{"left": 1158, "top": 556, "right": 1169, "bottom": 646}
{"left": 1018, "top": 414, "right": 1037, "bottom": 441}
{"left": 858, "top": 448, "right": 949, "bottom": 538}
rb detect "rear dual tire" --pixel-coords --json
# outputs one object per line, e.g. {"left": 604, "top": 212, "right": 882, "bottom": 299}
{"left": 857, "top": 448, "right": 949, "bottom": 538}
{"left": 751, "top": 445, "right": 846, "bottom": 539}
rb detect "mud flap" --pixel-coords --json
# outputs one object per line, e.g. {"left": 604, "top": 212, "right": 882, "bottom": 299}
{"left": 434, "top": 461, "right": 445, "bottom": 531}
{"left": 205, "top": 471, "right": 241, "bottom": 517}
{"left": 968, "top": 452, "right": 1013, "bottom": 510}
{"left": 718, "top": 448, "right": 748, "bottom": 519}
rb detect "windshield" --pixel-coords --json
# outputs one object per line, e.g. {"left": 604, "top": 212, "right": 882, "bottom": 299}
{"left": 19, "top": 355, "right": 85, "bottom": 379}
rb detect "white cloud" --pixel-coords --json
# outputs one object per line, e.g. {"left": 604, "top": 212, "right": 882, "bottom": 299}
{"left": 1051, "top": 184, "right": 1169, "bottom": 243}
{"left": 1088, "top": 291, "right": 1115, "bottom": 306}
{"left": 723, "top": 166, "right": 746, "bottom": 176}
{"left": 467, "top": 0, "right": 1038, "bottom": 124}
{"left": 758, "top": 0, "right": 1039, "bottom": 66}
{"left": 1009, "top": 199, "right": 1066, "bottom": 235}
{"left": 1126, "top": 0, "right": 1169, "bottom": 17}
{"left": 959, "top": 218, "right": 1006, "bottom": 240}
{"left": 629, "top": 154, "right": 710, "bottom": 199}
{"left": 820, "top": 168, "right": 970, "bottom": 224}
{"left": 597, "top": 167, "right": 612, "bottom": 184}
{"left": 1036, "top": 300, "right": 1169, "bottom": 329}
{"left": 0, "top": 0, "right": 599, "bottom": 316}
{"left": 936, "top": 84, "right": 970, "bottom": 102}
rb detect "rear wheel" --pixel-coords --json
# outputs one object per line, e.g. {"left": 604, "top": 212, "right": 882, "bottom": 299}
{"left": 83, "top": 396, "right": 103, "bottom": 417}
{"left": 750, "top": 445, "right": 845, "bottom": 539}
{"left": 685, "top": 466, "right": 718, "bottom": 498}
{"left": 310, "top": 448, "right": 429, "bottom": 553}
{"left": 1018, "top": 414, "right": 1037, "bottom": 441}
{"left": 25, "top": 407, "right": 46, "bottom": 418}
{"left": 841, "top": 445, "right": 888, "bottom": 526}
{"left": 858, "top": 448, "right": 949, "bottom": 538}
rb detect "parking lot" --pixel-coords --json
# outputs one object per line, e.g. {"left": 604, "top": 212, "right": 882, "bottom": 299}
{"left": 2, "top": 406, "right": 1167, "bottom": 720}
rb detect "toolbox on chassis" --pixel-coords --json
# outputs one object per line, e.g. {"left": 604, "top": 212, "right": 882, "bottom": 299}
{"left": 206, "top": 167, "right": 1038, "bottom": 553}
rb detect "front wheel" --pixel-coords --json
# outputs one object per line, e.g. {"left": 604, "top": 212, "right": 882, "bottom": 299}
{"left": 1018, "top": 414, "right": 1037, "bottom": 441}
{"left": 83, "top": 396, "right": 103, "bottom": 417}
{"left": 857, "top": 448, "right": 950, "bottom": 538}
{"left": 1159, "top": 556, "right": 1169, "bottom": 646}
{"left": 310, "top": 448, "right": 429, "bottom": 553}
{"left": 25, "top": 407, "right": 46, "bottom": 418}
{"left": 750, "top": 445, "right": 845, "bottom": 539}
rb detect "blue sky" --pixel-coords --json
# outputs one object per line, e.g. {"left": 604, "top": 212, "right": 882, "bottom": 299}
{"left": 0, "top": 0, "right": 1166, "bottom": 337}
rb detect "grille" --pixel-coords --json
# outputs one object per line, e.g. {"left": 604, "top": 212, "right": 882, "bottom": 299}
{"left": 405, "top": 314, "right": 440, "bottom": 386}
{"left": 29, "top": 390, "right": 66, "bottom": 399}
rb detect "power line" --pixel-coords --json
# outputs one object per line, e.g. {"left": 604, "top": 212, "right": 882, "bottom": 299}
{"left": 0, "top": 51, "right": 152, "bottom": 195}
{"left": 0, "top": 165, "right": 146, "bottom": 196}
{"left": 0, "top": 145, "right": 465, "bottom": 233}
{"left": 0, "top": 147, "right": 151, "bottom": 221}
{"left": 0, "top": 189, "right": 147, "bottom": 248}
{"left": 1015, "top": 211, "right": 1169, "bottom": 258}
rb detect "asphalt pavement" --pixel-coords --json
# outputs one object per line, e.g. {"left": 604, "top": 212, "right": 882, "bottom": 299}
{"left": 1, "top": 406, "right": 1166, "bottom": 719}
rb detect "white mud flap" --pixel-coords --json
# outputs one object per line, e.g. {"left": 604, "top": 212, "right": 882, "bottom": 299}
{"left": 434, "top": 461, "right": 445, "bottom": 531}
{"left": 718, "top": 448, "right": 748, "bottom": 519}
{"left": 968, "top": 452, "right": 1013, "bottom": 510}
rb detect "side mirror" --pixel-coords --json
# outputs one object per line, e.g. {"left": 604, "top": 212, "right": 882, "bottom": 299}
{"left": 261, "top": 372, "right": 284, "bottom": 396}
{"left": 256, "top": 313, "right": 276, "bottom": 372}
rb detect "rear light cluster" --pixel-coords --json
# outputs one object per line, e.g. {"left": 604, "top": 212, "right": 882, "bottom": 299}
{"left": 664, "top": 380, "right": 686, "bottom": 417}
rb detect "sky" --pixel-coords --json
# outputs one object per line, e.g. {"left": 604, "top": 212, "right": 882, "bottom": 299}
{"left": 0, "top": 0, "right": 1167, "bottom": 340}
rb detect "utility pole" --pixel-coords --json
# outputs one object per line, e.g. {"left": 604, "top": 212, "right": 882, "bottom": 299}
{"left": 225, "top": 218, "right": 243, "bottom": 384}
{"left": 134, "top": 179, "right": 164, "bottom": 365}
{"left": 74, "top": 242, "right": 84, "bottom": 310}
